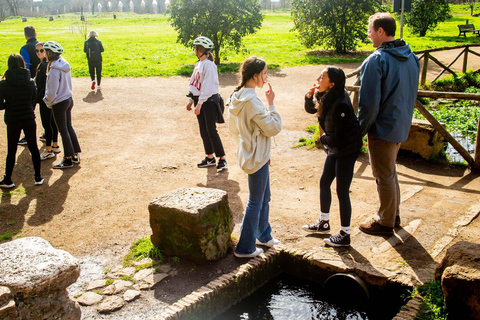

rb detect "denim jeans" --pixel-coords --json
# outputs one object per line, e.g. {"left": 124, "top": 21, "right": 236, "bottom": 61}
{"left": 52, "top": 97, "right": 81, "bottom": 158}
{"left": 235, "top": 162, "right": 273, "bottom": 255}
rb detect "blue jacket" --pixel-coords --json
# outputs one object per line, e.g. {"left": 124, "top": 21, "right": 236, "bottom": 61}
{"left": 358, "top": 40, "right": 420, "bottom": 143}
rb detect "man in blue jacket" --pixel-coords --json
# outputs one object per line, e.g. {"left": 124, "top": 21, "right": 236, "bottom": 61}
{"left": 358, "top": 12, "right": 420, "bottom": 236}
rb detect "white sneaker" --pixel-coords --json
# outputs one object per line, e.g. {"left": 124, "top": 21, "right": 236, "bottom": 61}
{"left": 51, "top": 146, "right": 61, "bottom": 153}
{"left": 256, "top": 238, "right": 281, "bottom": 247}
{"left": 234, "top": 247, "right": 264, "bottom": 258}
{"left": 40, "top": 151, "right": 55, "bottom": 160}
{"left": 97, "top": 85, "right": 102, "bottom": 90}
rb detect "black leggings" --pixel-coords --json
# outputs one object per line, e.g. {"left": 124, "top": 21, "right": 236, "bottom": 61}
{"left": 39, "top": 100, "right": 58, "bottom": 147}
{"left": 320, "top": 152, "right": 359, "bottom": 227}
{"left": 196, "top": 100, "right": 225, "bottom": 157}
{"left": 88, "top": 60, "right": 102, "bottom": 85}
{"left": 5, "top": 119, "right": 41, "bottom": 180}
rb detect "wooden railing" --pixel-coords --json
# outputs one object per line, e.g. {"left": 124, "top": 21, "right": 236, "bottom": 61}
{"left": 346, "top": 85, "right": 480, "bottom": 169}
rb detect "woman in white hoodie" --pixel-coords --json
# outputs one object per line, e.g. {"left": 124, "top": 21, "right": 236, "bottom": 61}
{"left": 228, "top": 56, "right": 282, "bottom": 258}
{"left": 43, "top": 41, "right": 81, "bottom": 169}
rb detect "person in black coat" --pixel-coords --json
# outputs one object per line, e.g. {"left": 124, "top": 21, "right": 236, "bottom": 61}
{"left": 0, "top": 54, "right": 43, "bottom": 188}
{"left": 301, "top": 66, "right": 362, "bottom": 247}
{"left": 84, "top": 30, "right": 104, "bottom": 91}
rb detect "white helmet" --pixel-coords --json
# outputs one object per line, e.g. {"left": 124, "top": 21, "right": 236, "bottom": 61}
{"left": 43, "top": 41, "right": 63, "bottom": 54}
{"left": 193, "top": 36, "right": 214, "bottom": 50}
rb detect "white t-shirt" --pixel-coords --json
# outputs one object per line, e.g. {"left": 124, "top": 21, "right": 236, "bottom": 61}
{"left": 188, "top": 59, "right": 219, "bottom": 105}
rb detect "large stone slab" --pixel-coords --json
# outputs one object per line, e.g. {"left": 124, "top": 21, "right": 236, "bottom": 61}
{"left": 435, "top": 241, "right": 480, "bottom": 320}
{"left": 149, "top": 187, "right": 234, "bottom": 263}
{"left": 0, "top": 237, "right": 81, "bottom": 320}
{"left": 400, "top": 119, "right": 445, "bottom": 160}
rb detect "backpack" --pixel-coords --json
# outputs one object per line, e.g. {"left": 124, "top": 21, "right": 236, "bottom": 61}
{"left": 86, "top": 39, "right": 102, "bottom": 61}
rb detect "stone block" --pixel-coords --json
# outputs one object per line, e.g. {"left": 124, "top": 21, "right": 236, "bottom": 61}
{"left": 435, "top": 241, "right": 480, "bottom": 320}
{"left": 400, "top": 119, "right": 445, "bottom": 160}
{"left": 149, "top": 187, "right": 234, "bottom": 263}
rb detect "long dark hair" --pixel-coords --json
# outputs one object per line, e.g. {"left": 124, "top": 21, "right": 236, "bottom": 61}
{"left": 316, "top": 66, "right": 346, "bottom": 118}
{"left": 2, "top": 54, "right": 26, "bottom": 79}
{"left": 195, "top": 45, "right": 214, "bottom": 62}
{"left": 45, "top": 49, "right": 61, "bottom": 75}
{"left": 233, "top": 56, "right": 266, "bottom": 92}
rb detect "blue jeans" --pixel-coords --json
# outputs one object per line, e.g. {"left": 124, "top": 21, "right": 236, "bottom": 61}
{"left": 235, "top": 162, "right": 273, "bottom": 255}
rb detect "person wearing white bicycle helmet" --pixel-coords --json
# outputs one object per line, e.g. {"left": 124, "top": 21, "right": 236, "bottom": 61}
{"left": 43, "top": 41, "right": 82, "bottom": 169}
{"left": 186, "top": 36, "right": 227, "bottom": 170}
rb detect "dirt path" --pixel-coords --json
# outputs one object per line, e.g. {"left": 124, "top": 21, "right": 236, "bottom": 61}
{"left": 1, "top": 53, "right": 480, "bottom": 319}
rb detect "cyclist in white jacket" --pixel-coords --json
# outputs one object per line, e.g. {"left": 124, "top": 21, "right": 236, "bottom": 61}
{"left": 228, "top": 56, "right": 282, "bottom": 258}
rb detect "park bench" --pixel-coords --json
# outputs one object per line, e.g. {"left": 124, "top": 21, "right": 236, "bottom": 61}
{"left": 457, "top": 24, "right": 480, "bottom": 37}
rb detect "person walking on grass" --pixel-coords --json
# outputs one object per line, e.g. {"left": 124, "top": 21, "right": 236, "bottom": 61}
{"left": 357, "top": 13, "right": 420, "bottom": 236}
{"left": 301, "top": 66, "right": 362, "bottom": 247}
{"left": 43, "top": 41, "right": 81, "bottom": 169}
{"left": 186, "top": 36, "right": 227, "bottom": 170}
{"left": 84, "top": 30, "right": 104, "bottom": 91}
{"left": 35, "top": 42, "right": 61, "bottom": 161}
{"left": 0, "top": 54, "right": 43, "bottom": 188}
{"left": 18, "top": 25, "right": 40, "bottom": 146}
{"left": 228, "top": 56, "right": 282, "bottom": 258}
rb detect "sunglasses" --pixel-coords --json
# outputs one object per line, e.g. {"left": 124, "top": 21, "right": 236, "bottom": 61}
{"left": 36, "top": 49, "right": 44, "bottom": 53}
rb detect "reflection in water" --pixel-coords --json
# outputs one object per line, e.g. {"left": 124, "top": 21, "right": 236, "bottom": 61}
{"left": 446, "top": 132, "right": 476, "bottom": 163}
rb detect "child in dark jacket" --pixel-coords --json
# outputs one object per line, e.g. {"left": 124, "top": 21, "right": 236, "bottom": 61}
{"left": 301, "top": 66, "right": 362, "bottom": 247}
{"left": 0, "top": 54, "right": 43, "bottom": 188}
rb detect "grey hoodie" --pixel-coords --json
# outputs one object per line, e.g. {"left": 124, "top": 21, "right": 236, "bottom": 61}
{"left": 228, "top": 87, "right": 282, "bottom": 174}
{"left": 43, "top": 57, "right": 73, "bottom": 108}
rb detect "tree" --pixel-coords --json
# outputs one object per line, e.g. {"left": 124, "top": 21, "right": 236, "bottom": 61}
{"left": 291, "top": 0, "right": 381, "bottom": 53}
{"left": 467, "top": 0, "right": 476, "bottom": 16}
{"left": 405, "top": 0, "right": 451, "bottom": 37}
{"left": 168, "top": 0, "right": 263, "bottom": 65}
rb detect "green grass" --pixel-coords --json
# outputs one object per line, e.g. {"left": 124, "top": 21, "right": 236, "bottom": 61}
{"left": 123, "top": 235, "right": 163, "bottom": 267}
{"left": 1, "top": 5, "right": 479, "bottom": 77}
{"left": 413, "top": 281, "right": 447, "bottom": 320}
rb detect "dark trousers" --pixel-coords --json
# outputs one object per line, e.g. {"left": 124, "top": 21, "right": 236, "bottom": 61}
{"left": 320, "top": 152, "right": 359, "bottom": 227}
{"left": 39, "top": 100, "right": 58, "bottom": 147}
{"left": 196, "top": 101, "right": 225, "bottom": 157}
{"left": 52, "top": 98, "right": 81, "bottom": 158}
{"left": 88, "top": 60, "right": 102, "bottom": 85}
{"left": 5, "top": 119, "right": 41, "bottom": 180}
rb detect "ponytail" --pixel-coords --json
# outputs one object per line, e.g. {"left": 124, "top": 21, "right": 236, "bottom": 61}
{"left": 232, "top": 56, "right": 266, "bottom": 94}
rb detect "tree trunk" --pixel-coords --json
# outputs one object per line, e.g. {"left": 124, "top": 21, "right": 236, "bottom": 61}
{"left": 215, "top": 48, "right": 220, "bottom": 65}
{"left": 5, "top": 0, "right": 18, "bottom": 16}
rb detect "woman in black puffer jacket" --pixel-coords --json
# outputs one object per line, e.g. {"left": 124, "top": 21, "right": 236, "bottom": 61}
{"left": 0, "top": 54, "right": 43, "bottom": 188}
{"left": 301, "top": 66, "right": 362, "bottom": 247}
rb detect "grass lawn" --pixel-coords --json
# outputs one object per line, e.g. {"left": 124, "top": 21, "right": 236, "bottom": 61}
{"left": 1, "top": 4, "right": 480, "bottom": 77}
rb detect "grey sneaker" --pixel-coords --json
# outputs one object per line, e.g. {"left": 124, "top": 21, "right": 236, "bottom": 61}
{"left": 51, "top": 146, "right": 61, "bottom": 153}
{"left": 0, "top": 177, "right": 15, "bottom": 189}
{"left": 40, "top": 151, "right": 55, "bottom": 160}
{"left": 39, "top": 133, "right": 46, "bottom": 142}
{"left": 35, "top": 176, "right": 44, "bottom": 186}
{"left": 324, "top": 231, "right": 350, "bottom": 247}
{"left": 302, "top": 220, "right": 330, "bottom": 233}
{"left": 18, "top": 137, "right": 27, "bottom": 145}
{"left": 53, "top": 158, "right": 73, "bottom": 169}
{"left": 72, "top": 154, "right": 80, "bottom": 164}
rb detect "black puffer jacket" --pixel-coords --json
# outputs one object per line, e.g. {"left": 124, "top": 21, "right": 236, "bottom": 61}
{"left": 35, "top": 59, "right": 48, "bottom": 103}
{"left": 305, "top": 90, "right": 362, "bottom": 157}
{"left": 0, "top": 68, "right": 36, "bottom": 124}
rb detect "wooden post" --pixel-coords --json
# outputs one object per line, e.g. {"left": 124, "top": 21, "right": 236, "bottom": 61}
{"left": 474, "top": 113, "right": 480, "bottom": 169}
{"left": 463, "top": 46, "right": 469, "bottom": 73}
{"left": 421, "top": 52, "right": 429, "bottom": 86}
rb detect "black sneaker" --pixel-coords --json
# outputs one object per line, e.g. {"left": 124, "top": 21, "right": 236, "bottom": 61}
{"left": 35, "top": 176, "right": 44, "bottom": 186}
{"left": 0, "top": 177, "right": 15, "bottom": 189}
{"left": 18, "top": 137, "right": 28, "bottom": 145}
{"left": 72, "top": 154, "right": 80, "bottom": 164}
{"left": 39, "top": 133, "right": 46, "bottom": 142}
{"left": 324, "top": 231, "right": 350, "bottom": 247}
{"left": 302, "top": 219, "right": 330, "bottom": 233}
{"left": 53, "top": 158, "right": 73, "bottom": 169}
{"left": 217, "top": 158, "right": 227, "bottom": 170}
{"left": 197, "top": 157, "right": 216, "bottom": 168}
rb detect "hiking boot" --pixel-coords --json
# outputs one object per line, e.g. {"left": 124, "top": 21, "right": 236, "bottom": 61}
{"left": 256, "top": 238, "right": 281, "bottom": 247}
{"left": 197, "top": 156, "right": 216, "bottom": 168}
{"left": 53, "top": 158, "right": 73, "bottom": 169}
{"left": 359, "top": 220, "right": 393, "bottom": 236}
{"left": 91, "top": 80, "right": 96, "bottom": 90}
{"left": 18, "top": 137, "right": 27, "bottom": 145}
{"left": 35, "top": 176, "right": 44, "bottom": 186}
{"left": 217, "top": 158, "right": 227, "bottom": 170}
{"left": 234, "top": 247, "right": 264, "bottom": 258}
{"left": 72, "top": 154, "right": 81, "bottom": 164}
{"left": 324, "top": 231, "right": 351, "bottom": 247}
{"left": 302, "top": 219, "right": 330, "bottom": 233}
{"left": 40, "top": 151, "right": 55, "bottom": 160}
{"left": 39, "top": 133, "right": 46, "bottom": 142}
{"left": 51, "top": 146, "right": 61, "bottom": 153}
{"left": 395, "top": 215, "right": 401, "bottom": 228}
{"left": 0, "top": 177, "right": 15, "bottom": 189}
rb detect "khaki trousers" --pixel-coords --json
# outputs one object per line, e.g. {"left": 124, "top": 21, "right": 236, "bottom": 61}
{"left": 368, "top": 134, "right": 401, "bottom": 228}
